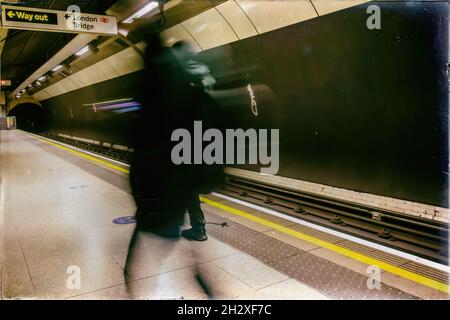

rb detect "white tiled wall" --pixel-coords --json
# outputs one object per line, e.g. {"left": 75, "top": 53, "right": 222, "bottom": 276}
{"left": 312, "top": 0, "right": 369, "bottom": 15}
{"left": 236, "top": 0, "right": 318, "bottom": 33}
{"left": 216, "top": 1, "right": 258, "bottom": 40}
{"left": 182, "top": 8, "right": 239, "bottom": 50}
{"left": 33, "top": 0, "right": 370, "bottom": 101}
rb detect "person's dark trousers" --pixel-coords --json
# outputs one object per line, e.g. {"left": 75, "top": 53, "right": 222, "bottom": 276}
{"left": 186, "top": 194, "right": 206, "bottom": 230}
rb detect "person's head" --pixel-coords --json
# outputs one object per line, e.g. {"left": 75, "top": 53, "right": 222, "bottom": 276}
{"left": 145, "top": 32, "right": 163, "bottom": 52}
{"left": 171, "top": 40, "right": 196, "bottom": 62}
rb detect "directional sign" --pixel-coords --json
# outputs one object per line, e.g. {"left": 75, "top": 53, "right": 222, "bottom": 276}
{"left": 5, "top": 7, "right": 58, "bottom": 25}
{"left": 1, "top": 5, "right": 117, "bottom": 36}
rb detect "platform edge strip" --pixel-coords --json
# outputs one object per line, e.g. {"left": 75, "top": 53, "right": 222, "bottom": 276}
{"left": 200, "top": 196, "right": 450, "bottom": 294}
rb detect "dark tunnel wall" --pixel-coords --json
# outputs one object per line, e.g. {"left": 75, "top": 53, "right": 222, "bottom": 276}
{"left": 39, "top": 2, "right": 449, "bottom": 207}
{"left": 8, "top": 103, "right": 48, "bottom": 133}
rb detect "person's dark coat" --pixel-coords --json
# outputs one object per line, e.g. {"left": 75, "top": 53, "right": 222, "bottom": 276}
{"left": 130, "top": 35, "right": 223, "bottom": 229}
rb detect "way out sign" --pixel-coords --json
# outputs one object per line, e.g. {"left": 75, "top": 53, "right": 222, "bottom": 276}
{"left": 1, "top": 5, "right": 117, "bottom": 36}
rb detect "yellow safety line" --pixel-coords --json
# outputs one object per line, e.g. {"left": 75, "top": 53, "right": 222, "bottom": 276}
{"left": 23, "top": 132, "right": 129, "bottom": 173}
{"left": 23, "top": 131, "right": 450, "bottom": 293}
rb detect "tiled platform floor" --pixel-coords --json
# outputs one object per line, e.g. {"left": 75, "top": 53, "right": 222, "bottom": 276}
{"left": 0, "top": 130, "right": 327, "bottom": 300}
{"left": 1, "top": 130, "right": 446, "bottom": 300}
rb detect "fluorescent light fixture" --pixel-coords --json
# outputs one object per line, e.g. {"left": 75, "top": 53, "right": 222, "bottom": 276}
{"left": 118, "top": 28, "right": 129, "bottom": 37}
{"left": 123, "top": 1, "right": 159, "bottom": 24}
{"left": 75, "top": 46, "right": 90, "bottom": 56}
{"left": 52, "top": 65, "right": 64, "bottom": 72}
{"left": 38, "top": 76, "right": 47, "bottom": 82}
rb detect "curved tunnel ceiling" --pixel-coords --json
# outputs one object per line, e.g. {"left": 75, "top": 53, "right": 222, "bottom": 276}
{"left": 0, "top": 0, "right": 119, "bottom": 91}
{"left": 31, "top": 0, "right": 370, "bottom": 103}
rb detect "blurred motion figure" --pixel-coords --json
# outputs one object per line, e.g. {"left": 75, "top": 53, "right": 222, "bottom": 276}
{"left": 125, "top": 33, "right": 223, "bottom": 296}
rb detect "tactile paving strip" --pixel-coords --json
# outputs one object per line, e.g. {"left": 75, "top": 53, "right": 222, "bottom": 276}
{"left": 205, "top": 195, "right": 449, "bottom": 286}
{"left": 204, "top": 211, "right": 418, "bottom": 299}
{"left": 206, "top": 214, "right": 300, "bottom": 265}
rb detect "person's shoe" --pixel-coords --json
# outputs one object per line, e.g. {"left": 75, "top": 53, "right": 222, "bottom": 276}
{"left": 181, "top": 227, "right": 208, "bottom": 241}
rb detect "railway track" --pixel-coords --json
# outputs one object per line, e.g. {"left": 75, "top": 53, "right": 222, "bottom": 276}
{"left": 39, "top": 132, "right": 449, "bottom": 264}
{"left": 218, "top": 174, "right": 448, "bottom": 264}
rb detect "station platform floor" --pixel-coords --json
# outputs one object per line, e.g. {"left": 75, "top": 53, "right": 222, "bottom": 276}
{"left": 0, "top": 130, "right": 448, "bottom": 300}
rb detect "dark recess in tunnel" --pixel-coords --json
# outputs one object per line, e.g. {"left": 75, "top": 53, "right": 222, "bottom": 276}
{"left": 8, "top": 103, "right": 49, "bottom": 133}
